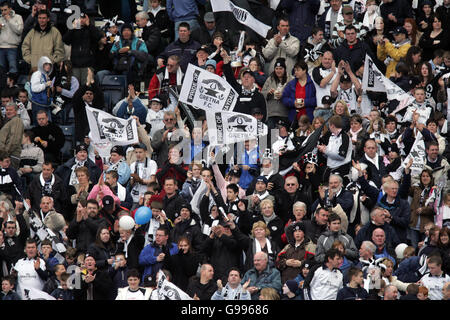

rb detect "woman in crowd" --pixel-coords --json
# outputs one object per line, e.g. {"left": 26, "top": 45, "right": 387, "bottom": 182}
{"left": 87, "top": 227, "right": 118, "bottom": 271}
{"left": 419, "top": 14, "right": 449, "bottom": 61}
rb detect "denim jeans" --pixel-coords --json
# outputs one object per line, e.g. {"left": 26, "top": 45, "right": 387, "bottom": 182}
{"left": 0, "top": 48, "right": 18, "bottom": 73}
{"left": 174, "top": 19, "right": 200, "bottom": 40}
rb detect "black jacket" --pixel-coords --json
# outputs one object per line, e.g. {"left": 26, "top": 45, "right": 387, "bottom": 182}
{"left": 157, "top": 37, "right": 201, "bottom": 72}
{"left": 354, "top": 221, "right": 401, "bottom": 249}
{"left": 200, "top": 232, "right": 242, "bottom": 282}
{"left": 31, "top": 121, "right": 65, "bottom": 161}
{"left": 55, "top": 157, "right": 102, "bottom": 190}
{"left": 63, "top": 24, "right": 101, "bottom": 68}
{"left": 380, "top": 0, "right": 413, "bottom": 34}
{"left": 66, "top": 216, "right": 107, "bottom": 253}
{"left": 359, "top": 155, "right": 388, "bottom": 189}
{"left": 163, "top": 192, "right": 188, "bottom": 223}
{"left": 337, "top": 285, "right": 369, "bottom": 300}
{"left": 250, "top": 214, "right": 285, "bottom": 250}
{"left": 141, "top": 23, "right": 161, "bottom": 56}
{"left": 333, "top": 39, "right": 374, "bottom": 73}
{"left": 170, "top": 218, "right": 205, "bottom": 253}
{"left": 163, "top": 250, "right": 202, "bottom": 292}
{"left": 86, "top": 242, "right": 118, "bottom": 270}
{"left": 222, "top": 63, "right": 267, "bottom": 120}
{"left": 303, "top": 217, "right": 328, "bottom": 244}
{"left": 0, "top": 213, "right": 29, "bottom": 271}
{"left": 73, "top": 268, "right": 114, "bottom": 300}
{"left": 116, "top": 234, "right": 145, "bottom": 271}
{"left": 72, "top": 82, "right": 105, "bottom": 142}
{"left": 274, "top": 189, "right": 309, "bottom": 224}
{"left": 186, "top": 277, "right": 218, "bottom": 300}
{"left": 25, "top": 174, "right": 65, "bottom": 216}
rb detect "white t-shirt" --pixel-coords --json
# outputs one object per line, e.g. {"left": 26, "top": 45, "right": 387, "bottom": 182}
{"left": 13, "top": 257, "right": 46, "bottom": 300}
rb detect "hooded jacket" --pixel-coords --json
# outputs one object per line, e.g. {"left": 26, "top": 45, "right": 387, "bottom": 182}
{"left": 315, "top": 229, "right": 358, "bottom": 263}
{"left": 0, "top": 9, "right": 23, "bottom": 48}
{"left": 276, "top": 222, "right": 315, "bottom": 283}
{"left": 21, "top": 22, "right": 65, "bottom": 69}
{"left": 30, "top": 56, "right": 53, "bottom": 106}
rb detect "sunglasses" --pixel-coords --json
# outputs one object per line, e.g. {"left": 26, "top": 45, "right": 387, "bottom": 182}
{"left": 286, "top": 183, "right": 297, "bottom": 186}
{"left": 164, "top": 118, "right": 175, "bottom": 121}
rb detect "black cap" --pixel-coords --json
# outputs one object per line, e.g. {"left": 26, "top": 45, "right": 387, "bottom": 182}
{"left": 251, "top": 107, "right": 263, "bottom": 115}
{"left": 80, "top": 12, "right": 87, "bottom": 18}
{"left": 76, "top": 144, "right": 88, "bottom": 153}
{"left": 321, "top": 95, "right": 333, "bottom": 105}
{"left": 121, "top": 23, "right": 134, "bottom": 33}
{"left": 340, "top": 73, "right": 351, "bottom": 83}
{"left": 102, "top": 195, "right": 114, "bottom": 211}
{"left": 276, "top": 119, "right": 290, "bottom": 128}
{"left": 240, "top": 67, "right": 255, "bottom": 78}
{"left": 255, "top": 176, "right": 269, "bottom": 185}
{"left": 274, "top": 57, "right": 286, "bottom": 69}
{"left": 292, "top": 221, "right": 305, "bottom": 233}
{"left": 110, "top": 145, "right": 125, "bottom": 156}
{"left": 388, "top": 144, "right": 400, "bottom": 154}
{"left": 229, "top": 168, "right": 242, "bottom": 177}
{"left": 179, "top": 203, "right": 192, "bottom": 212}
{"left": 197, "top": 45, "right": 210, "bottom": 54}
{"left": 393, "top": 26, "right": 408, "bottom": 36}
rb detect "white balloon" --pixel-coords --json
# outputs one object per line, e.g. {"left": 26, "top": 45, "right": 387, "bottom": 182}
{"left": 119, "top": 216, "right": 135, "bottom": 230}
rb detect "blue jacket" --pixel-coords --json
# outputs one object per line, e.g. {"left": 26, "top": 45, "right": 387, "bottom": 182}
{"left": 354, "top": 221, "right": 400, "bottom": 249}
{"left": 280, "top": 0, "right": 320, "bottom": 42}
{"left": 282, "top": 74, "right": 317, "bottom": 121}
{"left": 241, "top": 265, "right": 282, "bottom": 300}
{"left": 226, "top": 146, "right": 260, "bottom": 190}
{"left": 166, "top": 0, "right": 205, "bottom": 22}
{"left": 139, "top": 242, "right": 178, "bottom": 281}
{"left": 50, "top": 288, "right": 74, "bottom": 300}
{"left": 1, "top": 290, "right": 21, "bottom": 300}
{"left": 377, "top": 194, "right": 411, "bottom": 244}
{"left": 394, "top": 256, "right": 422, "bottom": 283}
{"left": 117, "top": 98, "right": 148, "bottom": 125}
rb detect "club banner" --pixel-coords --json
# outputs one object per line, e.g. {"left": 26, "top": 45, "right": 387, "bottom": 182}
{"left": 156, "top": 270, "right": 193, "bottom": 300}
{"left": 179, "top": 63, "right": 238, "bottom": 113}
{"left": 206, "top": 110, "right": 268, "bottom": 146}
{"left": 211, "top": 0, "right": 272, "bottom": 38}
{"left": 362, "top": 55, "right": 415, "bottom": 113}
{"left": 402, "top": 131, "right": 425, "bottom": 176}
{"left": 86, "top": 106, "right": 139, "bottom": 146}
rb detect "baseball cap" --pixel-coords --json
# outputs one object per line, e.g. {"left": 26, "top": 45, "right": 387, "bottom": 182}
{"left": 255, "top": 176, "right": 269, "bottom": 185}
{"left": 321, "top": 95, "right": 333, "bottom": 105}
{"left": 251, "top": 107, "right": 263, "bottom": 115}
{"left": 102, "top": 195, "right": 114, "bottom": 211}
{"left": 240, "top": 67, "right": 255, "bottom": 78}
{"left": 229, "top": 168, "right": 242, "bottom": 177}
{"left": 204, "top": 12, "right": 215, "bottom": 22}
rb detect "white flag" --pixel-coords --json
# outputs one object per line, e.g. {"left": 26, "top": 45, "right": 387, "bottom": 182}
{"left": 362, "top": 55, "right": 415, "bottom": 113}
{"left": 206, "top": 110, "right": 268, "bottom": 146}
{"left": 402, "top": 131, "right": 425, "bottom": 177}
{"left": 23, "top": 288, "right": 56, "bottom": 300}
{"left": 179, "top": 63, "right": 238, "bottom": 112}
{"left": 156, "top": 270, "right": 193, "bottom": 300}
{"left": 85, "top": 106, "right": 139, "bottom": 147}
{"left": 211, "top": 0, "right": 272, "bottom": 38}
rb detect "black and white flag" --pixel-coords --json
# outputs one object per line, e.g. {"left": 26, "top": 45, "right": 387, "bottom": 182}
{"left": 211, "top": 0, "right": 272, "bottom": 38}
{"left": 86, "top": 106, "right": 138, "bottom": 157}
{"left": 402, "top": 131, "right": 425, "bottom": 177}
{"left": 156, "top": 270, "right": 192, "bottom": 300}
{"left": 179, "top": 64, "right": 238, "bottom": 113}
{"left": 206, "top": 110, "right": 268, "bottom": 146}
{"left": 362, "top": 54, "right": 415, "bottom": 113}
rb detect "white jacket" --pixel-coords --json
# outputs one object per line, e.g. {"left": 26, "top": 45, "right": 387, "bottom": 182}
{"left": 116, "top": 286, "right": 152, "bottom": 300}
{"left": 0, "top": 10, "right": 23, "bottom": 48}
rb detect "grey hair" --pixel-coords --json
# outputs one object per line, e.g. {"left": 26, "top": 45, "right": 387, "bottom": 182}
{"left": 293, "top": 201, "right": 307, "bottom": 211}
{"left": 254, "top": 251, "right": 268, "bottom": 261}
{"left": 361, "top": 241, "right": 376, "bottom": 254}
{"left": 136, "top": 11, "right": 149, "bottom": 20}
{"left": 329, "top": 174, "right": 343, "bottom": 184}
{"left": 370, "top": 207, "right": 384, "bottom": 219}
{"left": 5, "top": 102, "right": 17, "bottom": 110}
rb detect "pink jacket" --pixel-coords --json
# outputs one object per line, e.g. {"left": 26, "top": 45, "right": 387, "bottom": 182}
{"left": 88, "top": 184, "right": 121, "bottom": 206}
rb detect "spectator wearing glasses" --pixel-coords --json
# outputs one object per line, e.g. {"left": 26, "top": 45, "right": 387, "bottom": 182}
{"left": 151, "top": 110, "right": 183, "bottom": 167}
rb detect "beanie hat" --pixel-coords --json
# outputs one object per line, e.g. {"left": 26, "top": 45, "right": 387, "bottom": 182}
{"left": 285, "top": 280, "right": 298, "bottom": 294}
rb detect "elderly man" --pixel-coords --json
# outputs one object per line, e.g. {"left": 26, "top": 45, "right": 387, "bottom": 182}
{"left": 376, "top": 180, "right": 410, "bottom": 244}
{"left": 318, "top": 0, "right": 344, "bottom": 40}
{"left": 151, "top": 111, "right": 183, "bottom": 167}
{"left": 274, "top": 176, "right": 309, "bottom": 224}
{"left": 359, "top": 139, "right": 389, "bottom": 188}
{"left": 312, "top": 174, "right": 353, "bottom": 229}
{"left": 186, "top": 263, "right": 218, "bottom": 300}
{"left": 262, "top": 17, "right": 300, "bottom": 74}
{"left": 383, "top": 284, "right": 399, "bottom": 300}
{"left": 372, "top": 228, "right": 396, "bottom": 264}
{"left": 0, "top": 102, "right": 24, "bottom": 169}
{"left": 134, "top": 11, "right": 161, "bottom": 57}
{"left": 355, "top": 207, "right": 400, "bottom": 249}
{"left": 355, "top": 240, "right": 377, "bottom": 275}
{"left": 241, "top": 251, "right": 282, "bottom": 300}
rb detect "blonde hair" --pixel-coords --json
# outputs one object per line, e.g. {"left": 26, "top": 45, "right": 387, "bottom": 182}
{"left": 333, "top": 100, "right": 350, "bottom": 116}
{"left": 259, "top": 287, "right": 280, "bottom": 300}
{"left": 259, "top": 198, "right": 274, "bottom": 210}
{"left": 367, "top": 117, "right": 387, "bottom": 134}
{"left": 252, "top": 221, "right": 270, "bottom": 237}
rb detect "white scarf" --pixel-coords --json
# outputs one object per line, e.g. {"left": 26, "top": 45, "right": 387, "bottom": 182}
{"left": 362, "top": 8, "right": 380, "bottom": 30}
{"left": 40, "top": 173, "right": 55, "bottom": 187}
{"left": 123, "top": 234, "right": 134, "bottom": 258}
{"left": 164, "top": 67, "right": 183, "bottom": 87}
{"left": 255, "top": 238, "right": 272, "bottom": 254}
{"left": 145, "top": 218, "right": 160, "bottom": 247}
{"left": 117, "top": 183, "right": 126, "bottom": 201}
{"left": 365, "top": 153, "right": 379, "bottom": 170}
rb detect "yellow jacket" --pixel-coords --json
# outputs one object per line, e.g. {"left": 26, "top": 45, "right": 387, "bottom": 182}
{"left": 377, "top": 40, "right": 411, "bottom": 78}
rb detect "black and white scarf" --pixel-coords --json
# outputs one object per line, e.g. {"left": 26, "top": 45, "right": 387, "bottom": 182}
{"left": 69, "top": 160, "right": 86, "bottom": 186}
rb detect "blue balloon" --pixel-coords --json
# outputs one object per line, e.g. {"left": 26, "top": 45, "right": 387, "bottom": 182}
{"left": 134, "top": 206, "right": 152, "bottom": 225}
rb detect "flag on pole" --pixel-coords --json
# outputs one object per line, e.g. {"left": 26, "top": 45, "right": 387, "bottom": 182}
{"left": 211, "top": 0, "right": 272, "bottom": 38}
{"left": 206, "top": 110, "right": 268, "bottom": 146}
{"left": 361, "top": 55, "right": 415, "bottom": 114}
{"left": 86, "top": 106, "right": 139, "bottom": 155}
{"left": 179, "top": 63, "right": 238, "bottom": 112}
